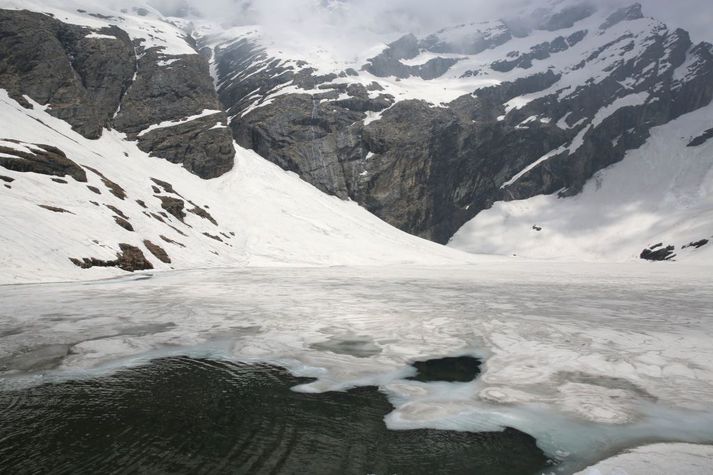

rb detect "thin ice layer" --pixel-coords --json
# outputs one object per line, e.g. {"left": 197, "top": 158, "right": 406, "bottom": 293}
{"left": 1, "top": 263, "right": 712, "bottom": 471}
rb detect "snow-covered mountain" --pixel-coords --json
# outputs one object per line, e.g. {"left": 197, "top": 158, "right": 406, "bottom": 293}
{"left": 0, "top": 0, "right": 711, "bottom": 283}
{"left": 204, "top": 1, "right": 713, "bottom": 259}
{"left": 0, "top": 0, "right": 473, "bottom": 284}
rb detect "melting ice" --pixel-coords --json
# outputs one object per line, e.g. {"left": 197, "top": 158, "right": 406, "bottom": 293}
{"left": 1, "top": 262, "right": 712, "bottom": 472}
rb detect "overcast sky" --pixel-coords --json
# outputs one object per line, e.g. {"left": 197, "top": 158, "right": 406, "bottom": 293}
{"left": 149, "top": 0, "right": 713, "bottom": 45}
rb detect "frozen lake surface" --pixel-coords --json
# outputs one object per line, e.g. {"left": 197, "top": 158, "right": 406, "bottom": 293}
{"left": 1, "top": 262, "right": 712, "bottom": 473}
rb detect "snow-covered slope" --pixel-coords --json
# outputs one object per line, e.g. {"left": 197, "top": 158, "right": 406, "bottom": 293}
{"left": 0, "top": 0, "right": 194, "bottom": 54}
{"left": 449, "top": 100, "right": 713, "bottom": 263}
{"left": 0, "top": 90, "right": 471, "bottom": 284}
{"left": 206, "top": 2, "right": 686, "bottom": 116}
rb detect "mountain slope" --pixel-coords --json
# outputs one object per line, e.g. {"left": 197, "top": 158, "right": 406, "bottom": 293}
{"left": 450, "top": 99, "right": 713, "bottom": 263}
{"left": 202, "top": 1, "right": 713, "bottom": 249}
{"left": 0, "top": 89, "right": 471, "bottom": 284}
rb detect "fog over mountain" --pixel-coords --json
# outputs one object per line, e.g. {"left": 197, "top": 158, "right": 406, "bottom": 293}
{"left": 147, "top": 0, "right": 712, "bottom": 43}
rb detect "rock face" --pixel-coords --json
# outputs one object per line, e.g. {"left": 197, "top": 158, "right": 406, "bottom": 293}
{"left": 0, "top": 9, "right": 234, "bottom": 179}
{"left": 113, "top": 49, "right": 234, "bottom": 178}
{"left": 364, "top": 34, "right": 462, "bottom": 80}
{"left": 214, "top": 3, "right": 713, "bottom": 243}
{"left": 0, "top": 10, "right": 134, "bottom": 139}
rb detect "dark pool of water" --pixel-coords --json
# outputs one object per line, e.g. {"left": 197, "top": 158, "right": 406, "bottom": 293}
{"left": 0, "top": 357, "right": 551, "bottom": 474}
{"left": 408, "top": 355, "right": 482, "bottom": 382}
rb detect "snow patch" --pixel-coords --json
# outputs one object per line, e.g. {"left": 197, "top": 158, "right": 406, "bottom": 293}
{"left": 137, "top": 110, "right": 223, "bottom": 137}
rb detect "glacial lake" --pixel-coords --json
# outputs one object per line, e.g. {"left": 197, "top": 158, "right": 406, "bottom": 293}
{"left": 1, "top": 263, "right": 712, "bottom": 473}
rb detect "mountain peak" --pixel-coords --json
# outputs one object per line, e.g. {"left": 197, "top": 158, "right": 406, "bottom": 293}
{"left": 600, "top": 3, "right": 644, "bottom": 30}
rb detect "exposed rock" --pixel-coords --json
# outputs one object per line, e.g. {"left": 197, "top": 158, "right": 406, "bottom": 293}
{"left": 492, "top": 36, "right": 577, "bottom": 72}
{"left": 114, "top": 216, "right": 134, "bottom": 232}
{"left": 640, "top": 244, "right": 676, "bottom": 261}
{"left": 0, "top": 175, "right": 13, "bottom": 183}
{"left": 0, "top": 9, "right": 234, "bottom": 179}
{"left": 150, "top": 178, "right": 177, "bottom": 195}
{"left": 71, "top": 26, "right": 136, "bottom": 129}
{"left": 363, "top": 34, "right": 461, "bottom": 79}
{"left": 156, "top": 195, "right": 186, "bottom": 221}
{"left": 51, "top": 178, "right": 68, "bottom": 184}
{"left": 38, "top": 205, "right": 73, "bottom": 214}
{"left": 113, "top": 49, "right": 235, "bottom": 178}
{"left": 687, "top": 128, "right": 713, "bottom": 147}
{"left": 70, "top": 243, "right": 153, "bottom": 272}
{"left": 231, "top": 93, "right": 368, "bottom": 199}
{"left": 85, "top": 166, "right": 126, "bottom": 200}
{"left": 160, "top": 235, "right": 186, "bottom": 248}
{"left": 188, "top": 205, "right": 218, "bottom": 225}
{"left": 203, "top": 232, "right": 223, "bottom": 242}
{"left": 143, "top": 240, "right": 171, "bottom": 263}
{"left": 105, "top": 205, "right": 128, "bottom": 220}
{"left": 0, "top": 141, "right": 87, "bottom": 182}
{"left": 136, "top": 113, "right": 234, "bottom": 178}
{"left": 214, "top": 38, "right": 297, "bottom": 121}
{"left": 567, "top": 30, "right": 589, "bottom": 47}
{"left": 116, "top": 244, "right": 153, "bottom": 271}
{"left": 683, "top": 239, "right": 709, "bottom": 249}
{"left": 0, "top": 10, "right": 135, "bottom": 138}
{"left": 167, "top": 224, "right": 188, "bottom": 237}
{"left": 87, "top": 185, "right": 101, "bottom": 195}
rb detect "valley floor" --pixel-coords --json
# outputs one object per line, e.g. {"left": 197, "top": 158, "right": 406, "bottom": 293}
{"left": 1, "top": 262, "right": 712, "bottom": 473}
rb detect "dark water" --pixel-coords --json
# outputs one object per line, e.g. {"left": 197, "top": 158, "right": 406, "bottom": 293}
{"left": 0, "top": 357, "right": 551, "bottom": 475}
{"left": 408, "top": 356, "right": 482, "bottom": 382}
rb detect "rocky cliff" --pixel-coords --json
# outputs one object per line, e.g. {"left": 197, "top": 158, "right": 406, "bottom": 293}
{"left": 211, "top": 2, "right": 713, "bottom": 243}
{"left": 0, "top": 9, "right": 234, "bottom": 179}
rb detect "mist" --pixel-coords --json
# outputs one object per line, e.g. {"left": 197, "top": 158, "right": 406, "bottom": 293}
{"left": 147, "top": 0, "right": 712, "bottom": 51}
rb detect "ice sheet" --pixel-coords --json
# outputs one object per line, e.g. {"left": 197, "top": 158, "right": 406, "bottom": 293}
{"left": 574, "top": 443, "right": 713, "bottom": 475}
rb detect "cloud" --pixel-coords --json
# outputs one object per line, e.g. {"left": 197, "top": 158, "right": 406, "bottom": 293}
{"left": 149, "top": 0, "right": 712, "bottom": 46}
